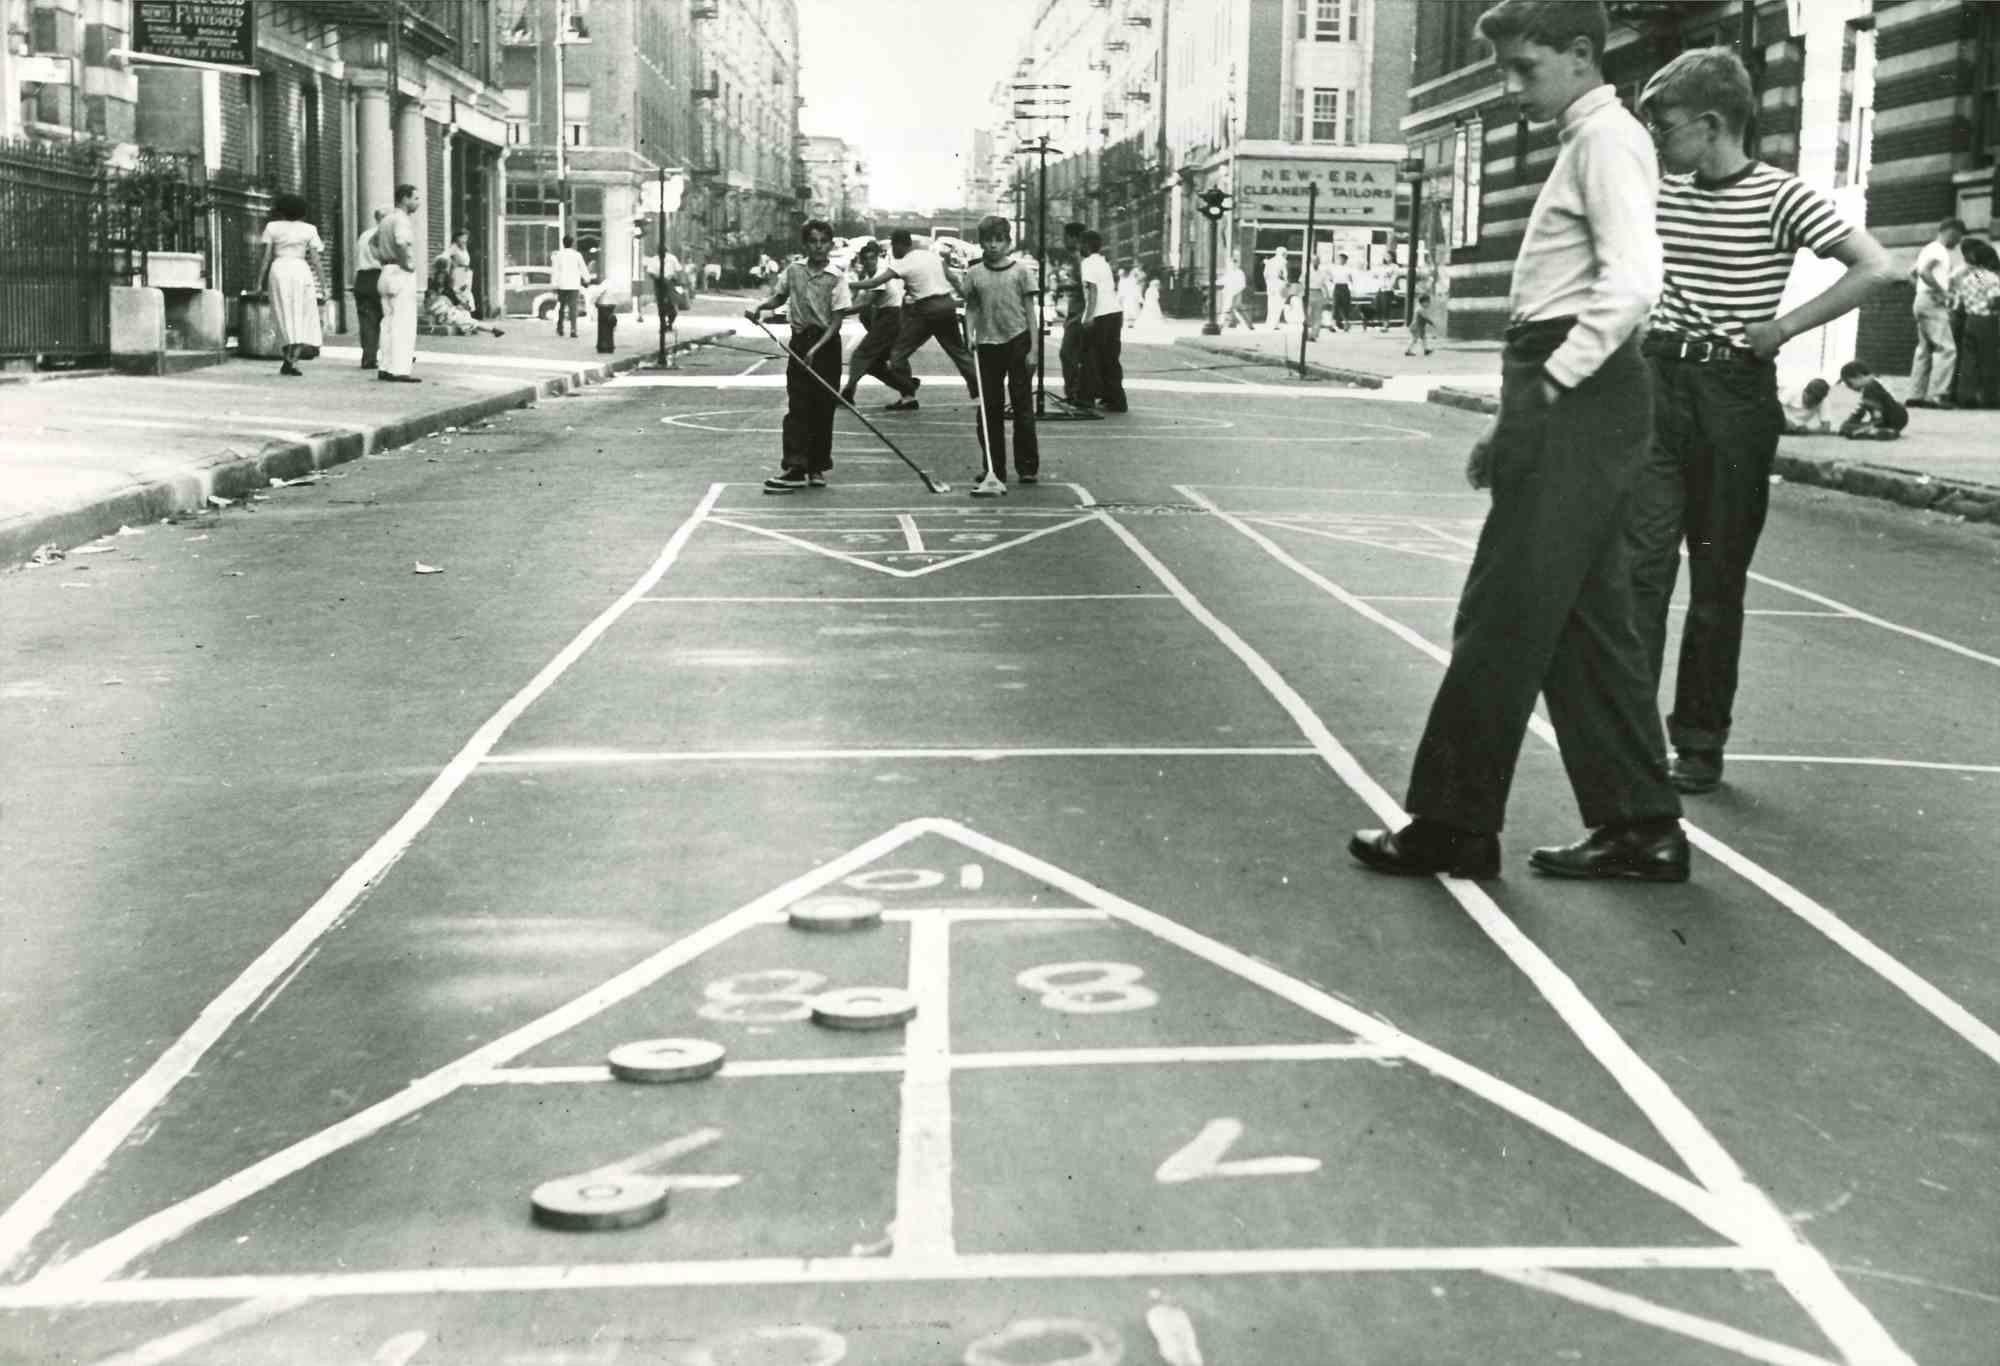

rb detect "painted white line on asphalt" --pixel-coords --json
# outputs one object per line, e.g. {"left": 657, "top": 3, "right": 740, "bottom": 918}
{"left": 479, "top": 746, "right": 1321, "bottom": 766}
{"left": 1724, "top": 754, "right": 2000, "bottom": 775}
{"left": 707, "top": 513, "right": 1101, "bottom": 579}
{"left": 897, "top": 514, "right": 925, "bottom": 552}
{"left": 472, "top": 1057, "right": 911, "bottom": 1085}
{"left": 1162, "top": 489, "right": 1920, "bottom": 1365}
{"left": 878, "top": 908, "right": 1109, "bottom": 922}
{"left": 37, "top": 820, "right": 944, "bottom": 1287}
{"left": 1181, "top": 358, "right": 1259, "bottom": 387}
{"left": 0, "top": 1247, "right": 1769, "bottom": 1309}
{"left": 736, "top": 357, "right": 766, "bottom": 377}
{"left": 1242, "top": 517, "right": 1473, "bottom": 567}
{"left": 1748, "top": 570, "right": 2000, "bottom": 670}
{"left": 84, "top": 1295, "right": 307, "bottom": 1365}
{"left": 1487, "top": 1268, "right": 1841, "bottom": 1366}
{"left": 1353, "top": 596, "right": 1855, "bottom": 618}
{"left": 894, "top": 913, "right": 955, "bottom": 1261}
{"left": 1070, "top": 483, "right": 1098, "bottom": 506}
{"left": 637, "top": 594, "right": 1175, "bottom": 604}
{"left": 1193, "top": 484, "right": 1488, "bottom": 496}
{"left": 0, "top": 486, "right": 735, "bottom": 1283}
{"left": 1187, "top": 487, "right": 2000, "bottom": 1073}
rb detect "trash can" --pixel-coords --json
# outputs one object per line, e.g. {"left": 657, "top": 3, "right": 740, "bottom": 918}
{"left": 237, "top": 293, "right": 283, "bottom": 358}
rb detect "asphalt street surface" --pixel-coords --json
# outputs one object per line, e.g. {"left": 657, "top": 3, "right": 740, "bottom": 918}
{"left": 2, "top": 326, "right": 1997, "bottom": 1365}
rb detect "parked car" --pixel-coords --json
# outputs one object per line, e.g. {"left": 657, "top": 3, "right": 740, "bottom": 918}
{"left": 502, "top": 266, "right": 559, "bottom": 320}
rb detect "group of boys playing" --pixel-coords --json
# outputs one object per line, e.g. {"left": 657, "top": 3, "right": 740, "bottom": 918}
{"left": 742, "top": 211, "right": 1134, "bottom": 496}
{"left": 1350, "top": 0, "right": 1901, "bottom": 886}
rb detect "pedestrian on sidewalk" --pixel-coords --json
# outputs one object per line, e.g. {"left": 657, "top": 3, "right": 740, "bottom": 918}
{"left": 1949, "top": 235, "right": 2000, "bottom": 408}
{"left": 1626, "top": 45, "right": 1893, "bottom": 797}
{"left": 1219, "top": 258, "right": 1252, "bottom": 330}
{"left": 1059, "top": 222, "right": 1091, "bottom": 402}
{"left": 254, "top": 193, "right": 325, "bottom": 379}
{"left": 841, "top": 239, "right": 919, "bottom": 409}
{"left": 960, "top": 215, "right": 1041, "bottom": 486}
{"left": 1079, "top": 229, "right": 1127, "bottom": 412}
{"left": 1142, "top": 274, "right": 1162, "bottom": 327}
{"left": 351, "top": 209, "right": 384, "bottom": 371}
{"left": 550, "top": 235, "right": 591, "bottom": 339}
{"left": 375, "top": 183, "right": 422, "bottom": 383}
{"left": 1330, "top": 253, "right": 1356, "bottom": 331}
{"left": 444, "top": 228, "right": 475, "bottom": 313}
{"left": 1907, "top": 217, "right": 1963, "bottom": 409}
{"left": 1781, "top": 377, "right": 1834, "bottom": 434}
{"left": 746, "top": 219, "right": 852, "bottom": 494}
{"left": 1838, "top": 360, "right": 1909, "bottom": 439}
{"left": 1373, "top": 265, "right": 1400, "bottom": 333}
{"left": 1351, "top": 0, "right": 1687, "bottom": 884}
{"left": 640, "top": 245, "right": 684, "bottom": 328}
{"left": 856, "top": 229, "right": 979, "bottom": 401}
{"left": 1264, "top": 245, "right": 1291, "bottom": 328}
{"left": 1405, "top": 288, "right": 1435, "bottom": 356}
{"left": 1118, "top": 263, "right": 1143, "bottom": 328}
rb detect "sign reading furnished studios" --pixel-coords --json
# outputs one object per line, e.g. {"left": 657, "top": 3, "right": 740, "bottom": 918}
{"left": 132, "top": 0, "right": 256, "bottom": 69}
{"left": 1235, "top": 157, "right": 1399, "bottom": 226}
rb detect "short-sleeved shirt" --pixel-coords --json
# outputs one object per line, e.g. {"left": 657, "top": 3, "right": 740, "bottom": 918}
{"left": 550, "top": 248, "right": 590, "bottom": 291}
{"left": 1654, "top": 161, "right": 1851, "bottom": 350}
{"left": 260, "top": 219, "right": 322, "bottom": 260}
{"left": 1950, "top": 264, "right": 2000, "bottom": 317}
{"left": 1081, "top": 252, "right": 1118, "bottom": 320}
{"left": 1913, "top": 239, "right": 1957, "bottom": 305}
{"left": 353, "top": 227, "right": 381, "bottom": 274}
{"left": 961, "top": 255, "right": 1040, "bottom": 345}
{"left": 376, "top": 210, "right": 416, "bottom": 271}
{"left": 889, "top": 248, "right": 954, "bottom": 301}
{"left": 774, "top": 261, "right": 851, "bottom": 331}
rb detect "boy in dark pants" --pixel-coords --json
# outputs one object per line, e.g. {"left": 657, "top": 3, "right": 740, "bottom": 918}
{"left": 960, "top": 215, "right": 1041, "bottom": 492}
{"left": 745, "top": 219, "right": 852, "bottom": 494}
{"left": 1350, "top": 0, "right": 1685, "bottom": 883}
{"left": 840, "top": 239, "right": 918, "bottom": 408}
{"left": 1078, "top": 228, "right": 1127, "bottom": 412}
{"left": 1626, "top": 47, "right": 1893, "bottom": 794}
{"left": 1837, "top": 361, "right": 1909, "bottom": 439}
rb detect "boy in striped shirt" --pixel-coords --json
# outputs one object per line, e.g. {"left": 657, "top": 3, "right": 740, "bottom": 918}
{"left": 1628, "top": 48, "right": 1894, "bottom": 795}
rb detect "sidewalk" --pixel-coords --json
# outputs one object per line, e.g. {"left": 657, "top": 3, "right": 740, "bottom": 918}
{"left": 1176, "top": 324, "right": 2000, "bottom": 524}
{"left": 1, "top": 305, "right": 738, "bottom": 566}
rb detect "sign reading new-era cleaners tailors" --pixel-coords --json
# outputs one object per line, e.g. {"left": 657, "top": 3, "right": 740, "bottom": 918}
{"left": 1234, "top": 158, "right": 1399, "bottom": 226}
{"left": 132, "top": 0, "right": 256, "bottom": 69}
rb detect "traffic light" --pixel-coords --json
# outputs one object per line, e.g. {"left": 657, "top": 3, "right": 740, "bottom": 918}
{"left": 1197, "top": 187, "right": 1233, "bottom": 220}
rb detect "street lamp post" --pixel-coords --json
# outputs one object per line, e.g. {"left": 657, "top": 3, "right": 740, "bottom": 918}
{"left": 1196, "top": 186, "right": 1232, "bottom": 337}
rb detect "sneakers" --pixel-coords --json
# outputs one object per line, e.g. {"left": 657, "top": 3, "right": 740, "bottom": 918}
{"left": 807, "top": 471, "right": 827, "bottom": 487}
{"left": 762, "top": 470, "right": 810, "bottom": 494}
{"left": 1018, "top": 473, "right": 1038, "bottom": 484}
{"left": 884, "top": 397, "right": 919, "bottom": 412}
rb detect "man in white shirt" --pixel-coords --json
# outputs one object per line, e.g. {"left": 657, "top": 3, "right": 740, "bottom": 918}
{"left": 549, "top": 235, "right": 591, "bottom": 338}
{"left": 1076, "top": 228, "right": 1126, "bottom": 412}
{"left": 1352, "top": 0, "right": 1682, "bottom": 883}
{"left": 1329, "top": 252, "right": 1355, "bottom": 331}
{"left": 375, "top": 183, "right": 422, "bottom": 382}
{"left": 1219, "top": 259, "right": 1251, "bottom": 330}
{"left": 641, "top": 248, "right": 683, "bottom": 326}
{"left": 1908, "top": 217, "right": 1964, "bottom": 408}
{"left": 855, "top": 229, "right": 978, "bottom": 398}
{"left": 1262, "top": 245, "right": 1290, "bottom": 327}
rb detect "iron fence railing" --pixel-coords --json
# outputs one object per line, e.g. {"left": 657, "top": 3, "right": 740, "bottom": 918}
{"left": 209, "top": 172, "right": 275, "bottom": 300}
{"left": 0, "top": 138, "right": 113, "bottom": 360}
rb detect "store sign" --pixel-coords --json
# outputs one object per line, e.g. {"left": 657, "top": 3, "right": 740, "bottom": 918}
{"left": 1235, "top": 157, "right": 1399, "bottom": 226}
{"left": 132, "top": 1, "right": 256, "bottom": 69}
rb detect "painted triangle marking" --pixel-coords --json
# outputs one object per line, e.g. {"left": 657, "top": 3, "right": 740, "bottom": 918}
{"left": 41, "top": 819, "right": 1758, "bottom": 1297}
{"left": 705, "top": 514, "right": 1101, "bottom": 578}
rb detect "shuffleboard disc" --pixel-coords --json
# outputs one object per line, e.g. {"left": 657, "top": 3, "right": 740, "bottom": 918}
{"left": 786, "top": 896, "right": 884, "bottom": 932}
{"left": 530, "top": 1174, "right": 669, "bottom": 1231}
{"left": 809, "top": 985, "right": 918, "bottom": 1031}
{"left": 606, "top": 1038, "right": 727, "bottom": 1084}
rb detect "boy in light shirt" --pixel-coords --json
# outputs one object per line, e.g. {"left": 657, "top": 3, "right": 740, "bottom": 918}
{"left": 1781, "top": 378, "right": 1833, "bottom": 434}
{"left": 959, "top": 215, "right": 1042, "bottom": 491}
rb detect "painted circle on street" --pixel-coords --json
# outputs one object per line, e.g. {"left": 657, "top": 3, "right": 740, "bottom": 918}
{"left": 844, "top": 867, "right": 946, "bottom": 891}
{"left": 683, "top": 1324, "right": 847, "bottom": 1366}
{"left": 963, "top": 1318, "right": 1124, "bottom": 1366}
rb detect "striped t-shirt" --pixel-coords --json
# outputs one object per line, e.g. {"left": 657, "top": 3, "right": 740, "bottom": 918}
{"left": 1654, "top": 162, "right": 1851, "bottom": 349}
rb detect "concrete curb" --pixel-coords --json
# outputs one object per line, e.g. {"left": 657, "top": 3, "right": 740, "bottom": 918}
{"left": 1173, "top": 336, "right": 1384, "bottom": 388}
{"left": 1415, "top": 384, "right": 2000, "bottom": 524}
{"left": 4, "top": 325, "right": 733, "bottom": 568}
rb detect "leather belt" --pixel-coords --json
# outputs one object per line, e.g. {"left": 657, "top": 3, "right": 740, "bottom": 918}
{"left": 1644, "top": 334, "right": 1760, "bottom": 365}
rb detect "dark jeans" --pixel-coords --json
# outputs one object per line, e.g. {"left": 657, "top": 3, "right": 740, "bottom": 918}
{"left": 1627, "top": 354, "right": 1784, "bottom": 754}
{"left": 1405, "top": 320, "right": 1678, "bottom": 834}
{"left": 974, "top": 331, "right": 1039, "bottom": 480}
{"left": 556, "top": 288, "right": 581, "bottom": 336}
{"left": 890, "top": 294, "right": 977, "bottom": 396}
{"left": 1332, "top": 284, "right": 1353, "bottom": 330}
{"left": 781, "top": 326, "right": 841, "bottom": 474}
{"left": 353, "top": 270, "right": 382, "bottom": 367}
{"left": 846, "top": 305, "right": 915, "bottom": 398}
{"left": 1083, "top": 312, "right": 1126, "bottom": 410}
{"left": 1956, "top": 312, "right": 2000, "bottom": 407}
{"left": 1060, "top": 312, "right": 1086, "bottom": 398}
{"left": 651, "top": 277, "right": 678, "bottom": 328}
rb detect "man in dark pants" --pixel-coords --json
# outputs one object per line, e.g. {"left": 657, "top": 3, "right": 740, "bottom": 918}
{"left": 1078, "top": 228, "right": 1127, "bottom": 412}
{"left": 745, "top": 219, "right": 852, "bottom": 494}
{"left": 351, "top": 209, "right": 384, "bottom": 370}
{"left": 854, "top": 229, "right": 978, "bottom": 399}
{"left": 1627, "top": 48, "right": 1893, "bottom": 795}
{"left": 840, "top": 239, "right": 918, "bottom": 408}
{"left": 1351, "top": 0, "right": 1686, "bottom": 883}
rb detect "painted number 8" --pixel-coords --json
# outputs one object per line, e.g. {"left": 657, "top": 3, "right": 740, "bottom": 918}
{"left": 697, "top": 969, "right": 828, "bottom": 1024}
{"left": 1015, "top": 961, "right": 1158, "bottom": 1014}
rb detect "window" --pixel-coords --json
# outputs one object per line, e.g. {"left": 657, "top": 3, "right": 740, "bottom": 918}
{"left": 1978, "top": 7, "right": 2000, "bottom": 160}
{"left": 1452, "top": 120, "right": 1484, "bottom": 248}
{"left": 1315, "top": 0, "right": 1343, "bottom": 42}
{"left": 1343, "top": 86, "right": 1357, "bottom": 144}
{"left": 503, "top": 87, "right": 529, "bottom": 146}
{"left": 563, "top": 87, "right": 590, "bottom": 148}
{"left": 1312, "top": 88, "right": 1339, "bottom": 142}
{"left": 505, "top": 177, "right": 562, "bottom": 218}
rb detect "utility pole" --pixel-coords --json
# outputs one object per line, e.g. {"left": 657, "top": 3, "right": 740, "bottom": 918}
{"left": 1196, "top": 186, "right": 1233, "bottom": 337}
{"left": 1298, "top": 179, "right": 1317, "bottom": 377}
{"left": 554, "top": 0, "right": 570, "bottom": 235}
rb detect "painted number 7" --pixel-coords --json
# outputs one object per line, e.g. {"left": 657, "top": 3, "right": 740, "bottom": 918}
{"left": 1016, "top": 962, "right": 1158, "bottom": 1014}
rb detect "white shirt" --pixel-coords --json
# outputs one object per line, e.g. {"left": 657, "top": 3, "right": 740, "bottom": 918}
{"left": 353, "top": 227, "right": 381, "bottom": 274}
{"left": 1325, "top": 263, "right": 1353, "bottom": 289}
{"left": 647, "top": 251, "right": 683, "bottom": 281}
{"left": 1081, "top": 252, "right": 1118, "bottom": 320}
{"left": 1263, "top": 256, "right": 1288, "bottom": 292}
{"left": 551, "top": 247, "right": 590, "bottom": 291}
{"left": 1220, "top": 265, "right": 1246, "bottom": 295}
{"left": 889, "top": 247, "right": 955, "bottom": 301}
{"left": 1914, "top": 239, "right": 1957, "bottom": 305}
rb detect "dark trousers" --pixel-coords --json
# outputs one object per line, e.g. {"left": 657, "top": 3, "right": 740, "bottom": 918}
{"left": 556, "top": 288, "right": 581, "bottom": 336}
{"left": 652, "top": 277, "right": 679, "bottom": 328}
{"left": 846, "top": 305, "right": 915, "bottom": 397}
{"left": 1060, "top": 313, "right": 1086, "bottom": 398}
{"left": 1405, "top": 321, "right": 1678, "bottom": 834}
{"left": 974, "top": 332, "right": 1038, "bottom": 480}
{"left": 1627, "top": 354, "right": 1784, "bottom": 755}
{"left": 1332, "top": 284, "right": 1353, "bottom": 330}
{"left": 781, "top": 326, "right": 841, "bottom": 474}
{"left": 1956, "top": 313, "right": 2000, "bottom": 407}
{"left": 353, "top": 270, "right": 382, "bottom": 367}
{"left": 1083, "top": 312, "right": 1126, "bottom": 410}
{"left": 890, "top": 294, "right": 978, "bottom": 396}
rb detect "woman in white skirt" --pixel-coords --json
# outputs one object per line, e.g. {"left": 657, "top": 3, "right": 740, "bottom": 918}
{"left": 255, "top": 193, "right": 324, "bottom": 377}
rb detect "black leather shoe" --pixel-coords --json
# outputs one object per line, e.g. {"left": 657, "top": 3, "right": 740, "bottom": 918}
{"left": 1670, "top": 749, "right": 1723, "bottom": 794}
{"left": 1529, "top": 825, "right": 1690, "bottom": 882}
{"left": 1349, "top": 824, "right": 1500, "bottom": 880}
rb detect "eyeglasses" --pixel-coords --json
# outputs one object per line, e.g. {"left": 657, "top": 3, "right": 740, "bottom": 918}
{"left": 1647, "top": 114, "right": 1707, "bottom": 143}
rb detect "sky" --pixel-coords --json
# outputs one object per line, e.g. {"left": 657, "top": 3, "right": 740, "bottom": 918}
{"left": 798, "top": 0, "right": 1039, "bottom": 212}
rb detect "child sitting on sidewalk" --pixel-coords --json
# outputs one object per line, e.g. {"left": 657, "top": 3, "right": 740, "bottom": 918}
{"left": 1837, "top": 361, "right": 1909, "bottom": 441}
{"left": 1781, "top": 377, "right": 1833, "bottom": 434}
